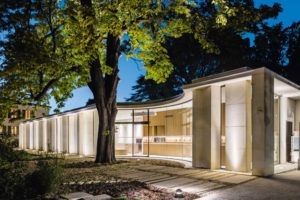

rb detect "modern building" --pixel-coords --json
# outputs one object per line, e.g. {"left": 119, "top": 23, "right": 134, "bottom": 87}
{"left": 19, "top": 67, "right": 300, "bottom": 176}
{"left": 1, "top": 105, "right": 48, "bottom": 135}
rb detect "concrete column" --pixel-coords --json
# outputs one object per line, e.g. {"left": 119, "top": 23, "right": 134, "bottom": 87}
{"left": 38, "top": 121, "right": 43, "bottom": 150}
{"left": 252, "top": 68, "right": 274, "bottom": 176}
{"left": 192, "top": 86, "right": 221, "bottom": 169}
{"left": 33, "top": 121, "right": 39, "bottom": 150}
{"left": 78, "top": 111, "right": 94, "bottom": 156}
{"left": 68, "top": 114, "right": 78, "bottom": 154}
{"left": 62, "top": 116, "right": 69, "bottom": 153}
{"left": 43, "top": 120, "right": 48, "bottom": 151}
{"left": 279, "top": 97, "right": 287, "bottom": 164}
{"left": 225, "top": 81, "right": 251, "bottom": 172}
{"left": 29, "top": 123, "right": 34, "bottom": 149}
{"left": 296, "top": 101, "right": 300, "bottom": 169}
{"left": 78, "top": 112, "right": 84, "bottom": 155}
{"left": 19, "top": 124, "right": 23, "bottom": 149}
{"left": 56, "top": 117, "right": 63, "bottom": 153}
{"left": 23, "top": 124, "right": 27, "bottom": 149}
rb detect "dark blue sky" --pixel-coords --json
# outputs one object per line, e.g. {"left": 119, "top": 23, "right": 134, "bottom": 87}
{"left": 48, "top": 0, "right": 300, "bottom": 113}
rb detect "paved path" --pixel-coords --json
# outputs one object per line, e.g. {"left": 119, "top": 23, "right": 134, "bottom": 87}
{"left": 199, "top": 170, "right": 300, "bottom": 200}
{"left": 101, "top": 164, "right": 255, "bottom": 196}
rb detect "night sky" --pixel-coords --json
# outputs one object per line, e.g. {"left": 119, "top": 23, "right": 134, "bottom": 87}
{"left": 45, "top": 0, "right": 300, "bottom": 113}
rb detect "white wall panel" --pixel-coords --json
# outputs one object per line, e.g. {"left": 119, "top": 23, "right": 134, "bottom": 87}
{"left": 225, "top": 81, "right": 251, "bottom": 172}
{"left": 33, "top": 121, "right": 39, "bottom": 150}
{"left": 78, "top": 111, "right": 94, "bottom": 156}
{"left": 19, "top": 124, "right": 23, "bottom": 149}
{"left": 56, "top": 117, "right": 63, "bottom": 152}
{"left": 38, "top": 121, "right": 43, "bottom": 150}
{"left": 68, "top": 114, "right": 78, "bottom": 154}
{"left": 62, "top": 116, "right": 69, "bottom": 153}
{"left": 43, "top": 120, "right": 47, "bottom": 151}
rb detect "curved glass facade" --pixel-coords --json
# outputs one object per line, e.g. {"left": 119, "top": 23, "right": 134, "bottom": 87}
{"left": 115, "top": 101, "right": 192, "bottom": 161}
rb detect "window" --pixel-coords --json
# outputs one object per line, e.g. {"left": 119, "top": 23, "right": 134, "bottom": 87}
{"left": 25, "top": 110, "right": 31, "bottom": 119}
{"left": 11, "top": 126, "right": 18, "bottom": 135}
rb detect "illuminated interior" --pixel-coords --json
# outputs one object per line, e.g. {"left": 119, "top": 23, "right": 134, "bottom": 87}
{"left": 115, "top": 101, "right": 192, "bottom": 161}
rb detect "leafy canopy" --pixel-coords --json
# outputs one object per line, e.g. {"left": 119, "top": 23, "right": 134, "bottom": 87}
{"left": 0, "top": 0, "right": 235, "bottom": 114}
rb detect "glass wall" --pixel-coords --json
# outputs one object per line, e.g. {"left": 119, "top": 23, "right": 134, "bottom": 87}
{"left": 115, "top": 101, "right": 192, "bottom": 161}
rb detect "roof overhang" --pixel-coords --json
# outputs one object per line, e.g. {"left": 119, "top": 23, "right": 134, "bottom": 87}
{"left": 21, "top": 67, "right": 300, "bottom": 124}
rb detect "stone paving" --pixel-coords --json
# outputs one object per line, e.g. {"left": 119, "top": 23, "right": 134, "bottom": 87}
{"left": 198, "top": 170, "right": 300, "bottom": 200}
{"left": 100, "top": 163, "right": 256, "bottom": 196}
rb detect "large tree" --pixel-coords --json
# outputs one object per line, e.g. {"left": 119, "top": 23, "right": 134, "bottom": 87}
{"left": 0, "top": 0, "right": 236, "bottom": 163}
{"left": 127, "top": 0, "right": 283, "bottom": 101}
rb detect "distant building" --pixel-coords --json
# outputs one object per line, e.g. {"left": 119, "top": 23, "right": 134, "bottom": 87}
{"left": 0, "top": 105, "right": 48, "bottom": 135}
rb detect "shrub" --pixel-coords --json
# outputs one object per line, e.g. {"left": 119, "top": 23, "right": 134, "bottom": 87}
{"left": 0, "top": 162, "right": 27, "bottom": 199}
{"left": 0, "top": 133, "right": 33, "bottom": 164}
{"left": 0, "top": 142, "right": 16, "bottom": 163}
{"left": 0, "top": 160, "right": 63, "bottom": 199}
{"left": 25, "top": 160, "right": 63, "bottom": 198}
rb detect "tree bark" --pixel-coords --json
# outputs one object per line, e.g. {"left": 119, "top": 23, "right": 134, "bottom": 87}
{"left": 87, "top": 34, "right": 120, "bottom": 164}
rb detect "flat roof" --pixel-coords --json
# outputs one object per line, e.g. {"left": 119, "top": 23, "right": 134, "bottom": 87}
{"left": 21, "top": 67, "right": 300, "bottom": 123}
{"left": 184, "top": 67, "right": 300, "bottom": 91}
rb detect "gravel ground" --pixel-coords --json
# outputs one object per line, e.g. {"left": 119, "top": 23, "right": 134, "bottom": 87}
{"left": 63, "top": 181, "right": 198, "bottom": 200}
{"left": 61, "top": 159, "right": 199, "bottom": 199}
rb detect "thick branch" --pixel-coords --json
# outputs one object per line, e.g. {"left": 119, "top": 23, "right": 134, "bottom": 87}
{"left": 32, "top": 78, "right": 58, "bottom": 101}
{"left": 105, "top": 34, "right": 120, "bottom": 107}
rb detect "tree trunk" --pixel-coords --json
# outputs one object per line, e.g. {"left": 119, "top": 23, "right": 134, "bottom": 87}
{"left": 88, "top": 34, "right": 120, "bottom": 164}
{"left": 80, "top": 0, "right": 120, "bottom": 164}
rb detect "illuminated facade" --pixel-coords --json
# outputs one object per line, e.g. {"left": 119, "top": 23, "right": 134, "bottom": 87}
{"left": 19, "top": 67, "right": 300, "bottom": 176}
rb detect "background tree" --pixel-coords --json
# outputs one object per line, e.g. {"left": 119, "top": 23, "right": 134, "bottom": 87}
{"left": 128, "top": 0, "right": 283, "bottom": 101}
{"left": 285, "top": 22, "right": 300, "bottom": 84}
{"left": 0, "top": 0, "right": 236, "bottom": 163}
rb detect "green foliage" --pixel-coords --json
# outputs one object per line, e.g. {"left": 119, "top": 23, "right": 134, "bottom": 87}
{"left": 0, "top": 162, "right": 27, "bottom": 200}
{"left": 0, "top": 0, "right": 236, "bottom": 115}
{"left": 0, "top": 134, "right": 33, "bottom": 165}
{"left": 25, "top": 160, "right": 63, "bottom": 198}
{"left": 127, "top": 1, "right": 288, "bottom": 102}
{"left": 1, "top": 0, "right": 241, "bottom": 162}
{"left": 0, "top": 160, "right": 63, "bottom": 199}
